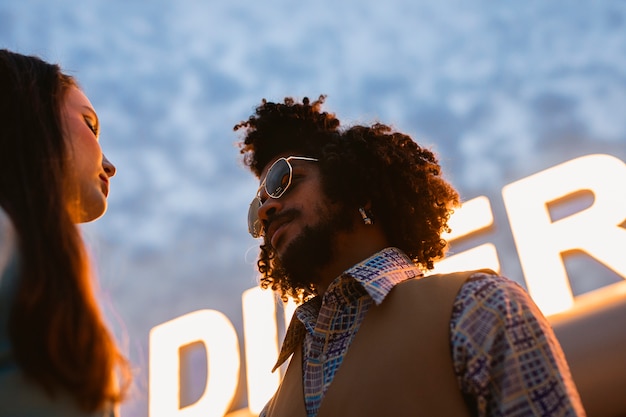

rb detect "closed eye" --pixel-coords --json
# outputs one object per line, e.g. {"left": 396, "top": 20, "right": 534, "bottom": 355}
{"left": 81, "top": 105, "right": 100, "bottom": 138}
{"left": 84, "top": 116, "right": 100, "bottom": 137}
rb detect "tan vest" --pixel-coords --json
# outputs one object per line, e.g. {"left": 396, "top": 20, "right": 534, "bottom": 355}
{"left": 265, "top": 270, "right": 493, "bottom": 417}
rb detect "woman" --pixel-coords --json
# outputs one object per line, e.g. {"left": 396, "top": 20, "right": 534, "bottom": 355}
{"left": 0, "top": 50, "right": 130, "bottom": 416}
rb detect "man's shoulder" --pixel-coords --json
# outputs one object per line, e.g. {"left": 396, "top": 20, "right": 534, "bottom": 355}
{"left": 380, "top": 269, "right": 526, "bottom": 315}
{"left": 394, "top": 269, "right": 499, "bottom": 294}
{"left": 455, "top": 271, "right": 529, "bottom": 304}
{"left": 451, "top": 271, "right": 540, "bottom": 328}
{"left": 375, "top": 269, "right": 499, "bottom": 317}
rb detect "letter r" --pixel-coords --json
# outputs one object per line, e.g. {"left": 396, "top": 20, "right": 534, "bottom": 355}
{"left": 503, "top": 154, "right": 626, "bottom": 316}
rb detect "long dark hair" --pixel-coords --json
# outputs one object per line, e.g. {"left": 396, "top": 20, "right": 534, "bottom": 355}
{"left": 0, "top": 49, "right": 129, "bottom": 412}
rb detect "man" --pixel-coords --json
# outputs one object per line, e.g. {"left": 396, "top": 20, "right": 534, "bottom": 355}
{"left": 235, "top": 96, "right": 585, "bottom": 417}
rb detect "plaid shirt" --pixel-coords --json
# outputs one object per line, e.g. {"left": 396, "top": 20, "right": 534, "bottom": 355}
{"left": 263, "top": 247, "right": 585, "bottom": 417}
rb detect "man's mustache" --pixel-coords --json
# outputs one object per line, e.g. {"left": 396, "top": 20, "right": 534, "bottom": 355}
{"left": 263, "top": 209, "right": 299, "bottom": 244}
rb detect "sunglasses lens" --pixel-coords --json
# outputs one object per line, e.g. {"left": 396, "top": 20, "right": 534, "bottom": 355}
{"left": 248, "top": 197, "right": 262, "bottom": 238}
{"left": 265, "top": 159, "right": 292, "bottom": 198}
{"left": 248, "top": 157, "right": 305, "bottom": 237}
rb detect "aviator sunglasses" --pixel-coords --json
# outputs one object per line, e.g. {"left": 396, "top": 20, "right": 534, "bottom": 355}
{"left": 248, "top": 156, "right": 318, "bottom": 238}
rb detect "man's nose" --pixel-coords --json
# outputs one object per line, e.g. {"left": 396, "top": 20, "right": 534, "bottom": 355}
{"left": 257, "top": 197, "right": 282, "bottom": 229}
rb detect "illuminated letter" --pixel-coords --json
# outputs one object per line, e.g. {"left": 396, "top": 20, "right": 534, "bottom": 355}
{"left": 149, "top": 310, "right": 240, "bottom": 417}
{"left": 503, "top": 154, "right": 626, "bottom": 316}
{"left": 432, "top": 196, "right": 500, "bottom": 274}
{"left": 242, "top": 287, "right": 281, "bottom": 414}
{"left": 242, "top": 287, "right": 298, "bottom": 414}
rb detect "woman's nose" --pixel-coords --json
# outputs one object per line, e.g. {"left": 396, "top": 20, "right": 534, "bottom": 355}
{"left": 103, "top": 154, "right": 117, "bottom": 177}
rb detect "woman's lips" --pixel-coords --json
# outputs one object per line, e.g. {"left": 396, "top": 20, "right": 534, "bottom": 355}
{"left": 99, "top": 175, "right": 110, "bottom": 197}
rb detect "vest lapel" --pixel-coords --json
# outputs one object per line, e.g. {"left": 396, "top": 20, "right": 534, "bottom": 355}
{"left": 264, "top": 348, "right": 307, "bottom": 417}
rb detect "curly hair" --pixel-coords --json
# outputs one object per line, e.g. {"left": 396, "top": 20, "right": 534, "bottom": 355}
{"left": 235, "top": 95, "right": 460, "bottom": 302}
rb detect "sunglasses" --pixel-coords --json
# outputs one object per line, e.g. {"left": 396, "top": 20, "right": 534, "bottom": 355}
{"left": 248, "top": 156, "right": 319, "bottom": 238}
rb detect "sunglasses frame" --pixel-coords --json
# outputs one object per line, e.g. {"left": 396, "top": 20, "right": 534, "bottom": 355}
{"left": 248, "top": 156, "right": 318, "bottom": 238}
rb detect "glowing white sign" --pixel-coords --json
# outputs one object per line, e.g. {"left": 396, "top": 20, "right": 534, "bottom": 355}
{"left": 242, "top": 288, "right": 295, "bottom": 414}
{"left": 503, "top": 154, "right": 626, "bottom": 315}
{"left": 148, "top": 153, "right": 626, "bottom": 417}
{"left": 149, "top": 310, "right": 240, "bottom": 417}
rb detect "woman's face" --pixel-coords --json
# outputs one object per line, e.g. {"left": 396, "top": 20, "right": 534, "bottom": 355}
{"left": 61, "top": 86, "right": 116, "bottom": 223}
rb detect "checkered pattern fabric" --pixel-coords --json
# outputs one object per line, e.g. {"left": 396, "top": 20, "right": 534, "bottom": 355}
{"left": 451, "top": 274, "right": 585, "bottom": 416}
{"left": 263, "top": 247, "right": 585, "bottom": 417}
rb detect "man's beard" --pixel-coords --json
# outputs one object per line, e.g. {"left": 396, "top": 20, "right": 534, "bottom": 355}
{"left": 274, "top": 204, "right": 354, "bottom": 292}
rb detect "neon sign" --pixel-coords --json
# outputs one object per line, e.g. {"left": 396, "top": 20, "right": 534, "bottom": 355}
{"left": 148, "top": 153, "right": 626, "bottom": 417}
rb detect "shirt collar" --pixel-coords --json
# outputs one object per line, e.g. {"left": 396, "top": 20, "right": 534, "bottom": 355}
{"left": 272, "top": 247, "right": 423, "bottom": 371}
{"left": 341, "top": 246, "right": 423, "bottom": 305}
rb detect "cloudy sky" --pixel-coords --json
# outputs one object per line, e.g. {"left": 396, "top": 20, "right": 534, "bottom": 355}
{"left": 2, "top": 1, "right": 625, "bottom": 415}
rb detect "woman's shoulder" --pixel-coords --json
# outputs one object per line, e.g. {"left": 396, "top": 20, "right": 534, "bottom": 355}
{"left": 0, "top": 206, "right": 13, "bottom": 234}
{"left": 0, "top": 206, "right": 16, "bottom": 235}
{"left": 0, "top": 371, "right": 116, "bottom": 417}
{"left": 0, "top": 207, "right": 18, "bottom": 274}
